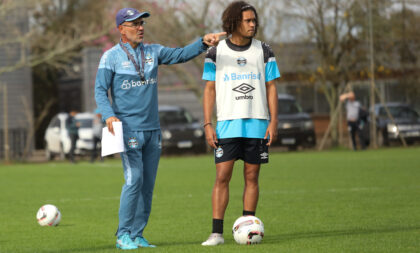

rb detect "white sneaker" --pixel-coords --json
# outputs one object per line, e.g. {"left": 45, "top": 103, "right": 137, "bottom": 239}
{"left": 201, "top": 233, "right": 224, "bottom": 246}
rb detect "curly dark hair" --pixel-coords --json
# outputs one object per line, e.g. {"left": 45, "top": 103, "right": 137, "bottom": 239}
{"left": 222, "top": 1, "right": 259, "bottom": 36}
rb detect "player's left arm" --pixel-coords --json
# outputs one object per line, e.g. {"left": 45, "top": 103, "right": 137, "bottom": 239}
{"left": 264, "top": 80, "right": 278, "bottom": 146}
{"left": 262, "top": 42, "right": 280, "bottom": 146}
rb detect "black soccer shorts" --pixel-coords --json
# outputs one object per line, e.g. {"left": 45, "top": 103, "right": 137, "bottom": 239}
{"left": 214, "top": 138, "right": 269, "bottom": 164}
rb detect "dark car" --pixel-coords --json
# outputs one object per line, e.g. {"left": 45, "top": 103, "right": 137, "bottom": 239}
{"left": 159, "top": 105, "right": 207, "bottom": 154}
{"left": 374, "top": 103, "right": 420, "bottom": 146}
{"left": 275, "top": 94, "right": 316, "bottom": 150}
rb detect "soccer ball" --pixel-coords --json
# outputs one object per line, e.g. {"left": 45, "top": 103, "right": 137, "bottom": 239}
{"left": 36, "top": 204, "right": 61, "bottom": 226}
{"left": 232, "top": 216, "right": 264, "bottom": 244}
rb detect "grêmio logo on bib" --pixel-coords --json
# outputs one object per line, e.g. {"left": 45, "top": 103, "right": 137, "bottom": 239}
{"left": 224, "top": 72, "right": 261, "bottom": 82}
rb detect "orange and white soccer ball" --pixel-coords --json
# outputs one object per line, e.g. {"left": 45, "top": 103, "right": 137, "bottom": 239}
{"left": 36, "top": 204, "right": 61, "bottom": 226}
{"left": 232, "top": 216, "right": 264, "bottom": 244}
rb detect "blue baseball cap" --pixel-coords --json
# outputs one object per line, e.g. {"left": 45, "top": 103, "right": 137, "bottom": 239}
{"left": 116, "top": 8, "right": 150, "bottom": 28}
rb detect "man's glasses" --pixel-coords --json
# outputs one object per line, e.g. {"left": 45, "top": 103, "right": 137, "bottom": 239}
{"left": 122, "top": 21, "right": 147, "bottom": 28}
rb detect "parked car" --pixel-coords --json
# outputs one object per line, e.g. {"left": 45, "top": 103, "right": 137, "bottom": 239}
{"left": 44, "top": 112, "right": 95, "bottom": 160}
{"left": 159, "top": 105, "right": 207, "bottom": 154}
{"left": 275, "top": 94, "right": 316, "bottom": 150}
{"left": 374, "top": 103, "right": 420, "bottom": 146}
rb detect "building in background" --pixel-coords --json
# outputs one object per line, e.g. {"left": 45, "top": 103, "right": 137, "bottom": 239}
{"left": 0, "top": 8, "right": 33, "bottom": 160}
{"left": 81, "top": 47, "right": 103, "bottom": 113}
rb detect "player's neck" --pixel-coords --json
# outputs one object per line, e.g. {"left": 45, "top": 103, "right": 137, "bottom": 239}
{"left": 121, "top": 36, "right": 139, "bottom": 49}
{"left": 230, "top": 35, "right": 252, "bottom": 46}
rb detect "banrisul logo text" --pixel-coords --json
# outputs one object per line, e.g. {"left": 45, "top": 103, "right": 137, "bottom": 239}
{"left": 223, "top": 72, "right": 261, "bottom": 82}
{"left": 121, "top": 79, "right": 157, "bottom": 90}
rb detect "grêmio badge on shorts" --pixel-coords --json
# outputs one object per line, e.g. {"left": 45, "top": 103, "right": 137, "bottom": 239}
{"left": 128, "top": 137, "right": 139, "bottom": 149}
{"left": 215, "top": 147, "right": 224, "bottom": 158}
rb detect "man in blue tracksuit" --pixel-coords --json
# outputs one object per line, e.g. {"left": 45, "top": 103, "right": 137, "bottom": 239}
{"left": 95, "top": 7, "right": 225, "bottom": 250}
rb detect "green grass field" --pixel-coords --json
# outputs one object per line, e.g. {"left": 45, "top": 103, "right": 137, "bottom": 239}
{"left": 1, "top": 147, "right": 419, "bottom": 253}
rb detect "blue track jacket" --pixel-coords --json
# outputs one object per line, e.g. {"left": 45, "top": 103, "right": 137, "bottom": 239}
{"left": 95, "top": 38, "right": 207, "bottom": 131}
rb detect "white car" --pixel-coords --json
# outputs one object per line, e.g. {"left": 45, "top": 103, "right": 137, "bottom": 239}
{"left": 44, "top": 112, "right": 95, "bottom": 160}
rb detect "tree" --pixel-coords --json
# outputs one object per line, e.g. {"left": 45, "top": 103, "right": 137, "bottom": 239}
{"left": 284, "top": 0, "right": 398, "bottom": 147}
{"left": 0, "top": 0, "right": 114, "bottom": 75}
{"left": 0, "top": 0, "right": 115, "bottom": 158}
{"left": 387, "top": 0, "right": 420, "bottom": 105}
{"left": 29, "top": 0, "right": 116, "bottom": 149}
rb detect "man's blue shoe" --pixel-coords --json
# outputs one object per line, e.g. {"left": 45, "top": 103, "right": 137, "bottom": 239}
{"left": 116, "top": 233, "right": 138, "bottom": 250}
{"left": 134, "top": 236, "right": 156, "bottom": 248}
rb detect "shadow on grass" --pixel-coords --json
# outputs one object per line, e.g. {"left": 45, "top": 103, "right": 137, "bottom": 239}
{"left": 153, "top": 240, "right": 204, "bottom": 247}
{"left": 263, "top": 225, "right": 420, "bottom": 244}
{"left": 38, "top": 242, "right": 203, "bottom": 252}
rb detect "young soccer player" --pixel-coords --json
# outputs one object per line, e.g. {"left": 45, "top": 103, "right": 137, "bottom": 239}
{"left": 201, "top": 1, "right": 281, "bottom": 246}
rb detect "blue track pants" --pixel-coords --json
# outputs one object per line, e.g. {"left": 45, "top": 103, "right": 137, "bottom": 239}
{"left": 116, "top": 129, "right": 161, "bottom": 238}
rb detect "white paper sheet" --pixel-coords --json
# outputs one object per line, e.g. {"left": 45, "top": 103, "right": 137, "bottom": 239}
{"left": 101, "top": 122, "right": 125, "bottom": 157}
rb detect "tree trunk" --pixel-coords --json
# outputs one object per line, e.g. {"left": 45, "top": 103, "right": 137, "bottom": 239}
{"left": 328, "top": 83, "right": 340, "bottom": 147}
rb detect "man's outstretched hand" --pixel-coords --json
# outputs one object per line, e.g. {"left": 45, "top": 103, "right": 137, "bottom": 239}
{"left": 203, "top": 32, "right": 227, "bottom": 47}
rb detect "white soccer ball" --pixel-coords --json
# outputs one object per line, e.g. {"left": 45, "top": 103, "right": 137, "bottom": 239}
{"left": 232, "top": 216, "right": 264, "bottom": 244}
{"left": 36, "top": 204, "right": 61, "bottom": 226}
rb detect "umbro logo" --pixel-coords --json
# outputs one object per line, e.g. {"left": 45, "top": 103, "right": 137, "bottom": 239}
{"left": 232, "top": 83, "right": 255, "bottom": 95}
{"left": 260, "top": 152, "right": 268, "bottom": 159}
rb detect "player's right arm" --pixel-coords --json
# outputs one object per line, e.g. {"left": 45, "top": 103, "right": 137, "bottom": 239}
{"left": 94, "top": 50, "right": 120, "bottom": 135}
{"left": 203, "top": 81, "right": 218, "bottom": 149}
{"left": 157, "top": 33, "right": 225, "bottom": 65}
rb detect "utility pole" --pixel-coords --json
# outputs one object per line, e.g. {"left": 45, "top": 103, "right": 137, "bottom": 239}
{"left": 368, "top": 0, "right": 377, "bottom": 148}
{"left": 2, "top": 83, "right": 10, "bottom": 163}
{"left": 401, "top": 0, "right": 409, "bottom": 101}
